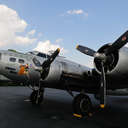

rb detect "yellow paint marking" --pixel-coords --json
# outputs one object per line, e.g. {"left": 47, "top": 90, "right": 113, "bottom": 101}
{"left": 76, "top": 45, "right": 79, "bottom": 49}
{"left": 100, "top": 104, "right": 105, "bottom": 109}
{"left": 57, "top": 48, "right": 60, "bottom": 52}
{"left": 73, "top": 113, "right": 82, "bottom": 118}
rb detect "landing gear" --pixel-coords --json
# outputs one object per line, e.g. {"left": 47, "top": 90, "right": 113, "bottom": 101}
{"left": 73, "top": 94, "right": 92, "bottom": 117}
{"left": 30, "top": 88, "right": 44, "bottom": 105}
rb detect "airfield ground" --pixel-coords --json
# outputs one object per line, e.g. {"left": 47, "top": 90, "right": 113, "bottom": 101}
{"left": 0, "top": 86, "right": 127, "bottom": 128}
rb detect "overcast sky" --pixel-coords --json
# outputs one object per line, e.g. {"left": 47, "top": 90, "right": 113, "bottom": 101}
{"left": 0, "top": 0, "right": 128, "bottom": 67}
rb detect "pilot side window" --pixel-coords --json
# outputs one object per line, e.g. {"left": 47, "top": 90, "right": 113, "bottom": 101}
{"left": 18, "top": 59, "right": 25, "bottom": 64}
{"left": 37, "top": 53, "right": 46, "bottom": 58}
{"left": 33, "top": 57, "right": 41, "bottom": 67}
{"left": 9, "top": 57, "right": 16, "bottom": 62}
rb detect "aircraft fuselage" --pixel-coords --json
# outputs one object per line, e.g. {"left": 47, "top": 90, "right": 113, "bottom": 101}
{"left": 0, "top": 47, "right": 128, "bottom": 94}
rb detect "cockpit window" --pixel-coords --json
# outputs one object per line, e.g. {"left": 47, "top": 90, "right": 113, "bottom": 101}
{"left": 33, "top": 57, "right": 41, "bottom": 67}
{"left": 18, "top": 59, "right": 25, "bottom": 64}
{"left": 37, "top": 53, "right": 46, "bottom": 58}
{"left": 10, "top": 57, "right": 16, "bottom": 62}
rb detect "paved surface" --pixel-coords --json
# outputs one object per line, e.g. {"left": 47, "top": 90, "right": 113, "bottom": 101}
{"left": 0, "top": 86, "right": 128, "bottom": 128}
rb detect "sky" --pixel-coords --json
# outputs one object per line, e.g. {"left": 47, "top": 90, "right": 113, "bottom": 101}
{"left": 0, "top": 0, "right": 128, "bottom": 67}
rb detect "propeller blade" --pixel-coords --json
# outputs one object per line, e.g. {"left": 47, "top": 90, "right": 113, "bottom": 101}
{"left": 76, "top": 45, "right": 96, "bottom": 57}
{"left": 40, "top": 48, "right": 60, "bottom": 80}
{"left": 105, "top": 30, "right": 128, "bottom": 55}
{"left": 100, "top": 62, "right": 106, "bottom": 108}
{"left": 42, "top": 48, "right": 60, "bottom": 69}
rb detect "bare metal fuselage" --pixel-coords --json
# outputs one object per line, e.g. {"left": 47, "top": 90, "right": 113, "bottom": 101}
{"left": 0, "top": 47, "right": 128, "bottom": 93}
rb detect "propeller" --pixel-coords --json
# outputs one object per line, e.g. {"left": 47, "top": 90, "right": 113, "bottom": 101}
{"left": 76, "top": 30, "right": 128, "bottom": 108}
{"left": 76, "top": 45, "right": 96, "bottom": 57}
{"left": 41, "top": 48, "right": 60, "bottom": 79}
{"left": 105, "top": 31, "right": 128, "bottom": 55}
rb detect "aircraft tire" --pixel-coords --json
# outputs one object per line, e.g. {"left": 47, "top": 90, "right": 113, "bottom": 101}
{"left": 30, "top": 90, "right": 44, "bottom": 105}
{"left": 72, "top": 94, "right": 92, "bottom": 117}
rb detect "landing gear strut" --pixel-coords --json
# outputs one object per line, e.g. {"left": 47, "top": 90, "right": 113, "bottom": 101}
{"left": 30, "top": 90, "right": 44, "bottom": 105}
{"left": 30, "top": 82, "right": 44, "bottom": 105}
{"left": 73, "top": 94, "right": 92, "bottom": 118}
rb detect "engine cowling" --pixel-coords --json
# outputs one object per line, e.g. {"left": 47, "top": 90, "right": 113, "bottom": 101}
{"left": 94, "top": 43, "right": 119, "bottom": 73}
{"left": 94, "top": 43, "right": 128, "bottom": 79}
{"left": 44, "top": 61, "right": 63, "bottom": 83}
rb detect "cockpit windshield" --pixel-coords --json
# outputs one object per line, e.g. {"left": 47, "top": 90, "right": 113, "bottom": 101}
{"left": 27, "top": 51, "right": 50, "bottom": 58}
{"left": 37, "top": 53, "right": 46, "bottom": 58}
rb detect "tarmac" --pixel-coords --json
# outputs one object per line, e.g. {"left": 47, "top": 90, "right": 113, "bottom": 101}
{"left": 0, "top": 86, "right": 128, "bottom": 128}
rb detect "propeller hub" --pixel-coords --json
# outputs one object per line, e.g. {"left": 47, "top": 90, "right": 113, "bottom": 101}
{"left": 94, "top": 44, "right": 119, "bottom": 73}
{"left": 94, "top": 53, "right": 106, "bottom": 62}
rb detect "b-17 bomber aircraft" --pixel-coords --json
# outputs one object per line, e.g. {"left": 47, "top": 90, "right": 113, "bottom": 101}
{"left": 0, "top": 31, "right": 128, "bottom": 118}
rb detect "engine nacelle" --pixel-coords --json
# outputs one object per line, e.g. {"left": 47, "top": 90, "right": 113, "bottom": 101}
{"left": 108, "top": 47, "right": 128, "bottom": 78}
{"left": 94, "top": 44, "right": 119, "bottom": 73}
{"left": 44, "top": 61, "right": 62, "bottom": 83}
{"left": 94, "top": 43, "right": 128, "bottom": 79}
